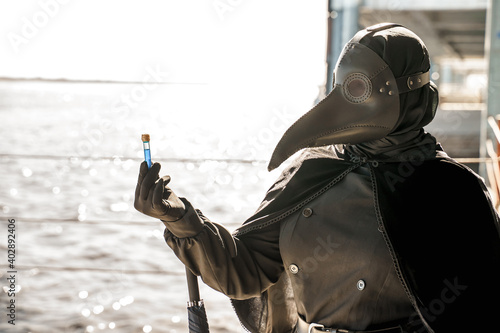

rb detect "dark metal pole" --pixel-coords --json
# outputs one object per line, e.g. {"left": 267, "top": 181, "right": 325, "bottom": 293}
{"left": 185, "top": 267, "right": 210, "bottom": 333}
{"left": 325, "top": 0, "right": 360, "bottom": 95}
{"left": 481, "top": 0, "right": 500, "bottom": 179}
{"left": 186, "top": 267, "right": 201, "bottom": 304}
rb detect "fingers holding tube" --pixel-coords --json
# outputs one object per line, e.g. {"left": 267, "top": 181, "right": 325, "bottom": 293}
{"left": 135, "top": 161, "right": 149, "bottom": 198}
{"left": 152, "top": 178, "right": 167, "bottom": 212}
{"left": 161, "top": 175, "right": 172, "bottom": 186}
{"left": 139, "top": 162, "right": 161, "bottom": 200}
{"left": 134, "top": 162, "right": 182, "bottom": 220}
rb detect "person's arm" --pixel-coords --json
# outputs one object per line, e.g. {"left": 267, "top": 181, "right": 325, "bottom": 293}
{"left": 134, "top": 162, "right": 283, "bottom": 299}
{"left": 163, "top": 200, "right": 282, "bottom": 299}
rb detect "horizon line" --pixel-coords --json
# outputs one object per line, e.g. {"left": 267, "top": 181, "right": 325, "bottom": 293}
{"left": 0, "top": 76, "right": 208, "bottom": 85}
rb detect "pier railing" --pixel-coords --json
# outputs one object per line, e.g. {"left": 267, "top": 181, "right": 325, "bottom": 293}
{"left": 486, "top": 116, "right": 500, "bottom": 210}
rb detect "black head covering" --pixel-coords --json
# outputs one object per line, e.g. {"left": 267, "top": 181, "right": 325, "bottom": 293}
{"left": 268, "top": 24, "right": 440, "bottom": 170}
{"left": 346, "top": 26, "right": 439, "bottom": 160}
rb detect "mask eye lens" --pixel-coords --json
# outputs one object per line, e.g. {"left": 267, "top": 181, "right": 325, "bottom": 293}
{"left": 348, "top": 79, "right": 366, "bottom": 97}
{"left": 344, "top": 73, "right": 372, "bottom": 103}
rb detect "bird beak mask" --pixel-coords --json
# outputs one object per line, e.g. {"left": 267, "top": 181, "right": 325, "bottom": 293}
{"left": 268, "top": 23, "right": 431, "bottom": 171}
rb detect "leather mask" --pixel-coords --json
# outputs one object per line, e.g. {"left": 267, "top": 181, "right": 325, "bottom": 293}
{"left": 268, "top": 23, "right": 431, "bottom": 171}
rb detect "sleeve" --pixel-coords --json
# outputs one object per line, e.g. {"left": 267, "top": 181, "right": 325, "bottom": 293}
{"left": 163, "top": 198, "right": 283, "bottom": 300}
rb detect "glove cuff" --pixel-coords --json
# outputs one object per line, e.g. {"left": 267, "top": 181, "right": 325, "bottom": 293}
{"left": 162, "top": 198, "right": 204, "bottom": 238}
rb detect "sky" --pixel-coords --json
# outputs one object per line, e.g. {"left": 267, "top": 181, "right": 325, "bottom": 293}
{"left": 0, "top": 0, "right": 328, "bottom": 91}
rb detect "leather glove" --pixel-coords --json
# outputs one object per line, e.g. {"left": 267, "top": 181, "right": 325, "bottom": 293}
{"left": 134, "top": 161, "right": 186, "bottom": 222}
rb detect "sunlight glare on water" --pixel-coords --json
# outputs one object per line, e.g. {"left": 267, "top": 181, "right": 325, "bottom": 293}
{"left": 0, "top": 1, "right": 327, "bottom": 332}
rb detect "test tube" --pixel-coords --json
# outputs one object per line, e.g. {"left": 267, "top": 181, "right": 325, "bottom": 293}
{"left": 142, "top": 134, "right": 152, "bottom": 169}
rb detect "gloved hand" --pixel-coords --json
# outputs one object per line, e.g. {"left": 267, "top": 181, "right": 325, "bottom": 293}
{"left": 134, "top": 162, "right": 187, "bottom": 222}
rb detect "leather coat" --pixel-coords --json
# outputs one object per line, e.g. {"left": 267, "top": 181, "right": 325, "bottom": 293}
{"left": 164, "top": 144, "right": 500, "bottom": 333}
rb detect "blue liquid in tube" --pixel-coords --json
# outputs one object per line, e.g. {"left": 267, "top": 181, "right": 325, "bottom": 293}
{"left": 142, "top": 134, "right": 152, "bottom": 169}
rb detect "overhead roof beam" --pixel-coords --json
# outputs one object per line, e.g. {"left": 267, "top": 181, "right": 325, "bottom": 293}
{"left": 362, "top": 0, "right": 487, "bottom": 11}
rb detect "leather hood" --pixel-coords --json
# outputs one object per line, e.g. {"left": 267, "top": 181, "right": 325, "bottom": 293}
{"left": 268, "top": 23, "right": 433, "bottom": 171}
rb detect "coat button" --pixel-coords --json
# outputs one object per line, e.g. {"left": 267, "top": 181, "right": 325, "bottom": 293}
{"left": 289, "top": 264, "right": 299, "bottom": 274}
{"left": 357, "top": 279, "right": 366, "bottom": 291}
{"left": 302, "top": 208, "right": 313, "bottom": 218}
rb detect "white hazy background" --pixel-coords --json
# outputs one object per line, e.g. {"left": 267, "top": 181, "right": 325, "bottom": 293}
{"left": 0, "top": 1, "right": 327, "bottom": 332}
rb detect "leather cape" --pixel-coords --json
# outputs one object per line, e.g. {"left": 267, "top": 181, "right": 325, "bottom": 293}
{"left": 231, "top": 147, "right": 500, "bottom": 333}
